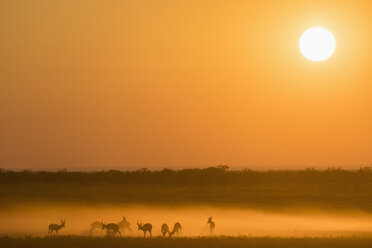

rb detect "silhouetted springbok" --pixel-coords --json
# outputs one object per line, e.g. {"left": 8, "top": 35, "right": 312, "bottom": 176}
{"left": 169, "top": 222, "right": 182, "bottom": 237}
{"left": 207, "top": 217, "right": 215, "bottom": 233}
{"left": 117, "top": 216, "right": 133, "bottom": 235}
{"left": 90, "top": 221, "right": 103, "bottom": 235}
{"left": 161, "top": 223, "right": 170, "bottom": 237}
{"left": 102, "top": 222, "right": 121, "bottom": 237}
{"left": 137, "top": 221, "right": 152, "bottom": 238}
{"left": 48, "top": 220, "right": 65, "bottom": 236}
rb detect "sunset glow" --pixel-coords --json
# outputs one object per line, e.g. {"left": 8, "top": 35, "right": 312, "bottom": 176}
{"left": 2, "top": 1, "right": 372, "bottom": 247}
{"left": 0, "top": 1, "right": 371, "bottom": 170}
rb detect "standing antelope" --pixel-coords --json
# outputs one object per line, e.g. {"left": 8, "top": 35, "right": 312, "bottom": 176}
{"left": 90, "top": 221, "right": 103, "bottom": 235}
{"left": 48, "top": 220, "right": 65, "bottom": 236}
{"left": 207, "top": 217, "right": 215, "bottom": 233}
{"left": 102, "top": 222, "right": 121, "bottom": 237}
{"left": 137, "top": 221, "right": 152, "bottom": 238}
{"left": 169, "top": 222, "right": 182, "bottom": 237}
{"left": 161, "top": 223, "right": 170, "bottom": 237}
{"left": 117, "top": 216, "right": 133, "bottom": 235}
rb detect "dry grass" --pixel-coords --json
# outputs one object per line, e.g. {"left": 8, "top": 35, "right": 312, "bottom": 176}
{"left": 2, "top": 236, "right": 372, "bottom": 248}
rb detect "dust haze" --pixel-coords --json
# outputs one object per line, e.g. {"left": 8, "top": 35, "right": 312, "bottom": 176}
{"left": 2, "top": 204, "right": 372, "bottom": 237}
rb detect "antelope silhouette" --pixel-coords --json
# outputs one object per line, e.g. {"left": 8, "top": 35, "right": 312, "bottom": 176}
{"left": 161, "top": 223, "right": 170, "bottom": 237}
{"left": 117, "top": 216, "right": 133, "bottom": 235}
{"left": 137, "top": 221, "right": 152, "bottom": 238}
{"left": 207, "top": 217, "right": 215, "bottom": 233}
{"left": 102, "top": 222, "right": 121, "bottom": 237}
{"left": 48, "top": 220, "right": 65, "bottom": 236}
{"left": 90, "top": 221, "right": 103, "bottom": 235}
{"left": 169, "top": 222, "right": 182, "bottom": 237}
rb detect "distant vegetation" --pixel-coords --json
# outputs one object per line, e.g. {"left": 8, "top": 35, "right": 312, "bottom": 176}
{"left": 4, "top": 165, "right": 372, "bottom": 185}
{"left": 2, "top": 166, "right": 372, "bottom": 211}
{"left": 2, "top": 236, "right": 372, "bottom": 248}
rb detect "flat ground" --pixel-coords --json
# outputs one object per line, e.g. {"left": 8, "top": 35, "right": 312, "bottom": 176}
{"left": 2, "top": 236, "right": 372, "bottom": 248}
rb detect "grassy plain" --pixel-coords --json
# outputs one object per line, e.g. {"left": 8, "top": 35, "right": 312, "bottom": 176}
{"left": 2, "top": 236, "right": 372, "bottom": 248}
{"left": 2, "top": 167, "right": 372, "bottom": 245}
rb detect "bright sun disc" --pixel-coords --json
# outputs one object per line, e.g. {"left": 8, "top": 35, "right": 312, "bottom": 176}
{"left": 299, "top": 27, "right": 335, "bottom": 61}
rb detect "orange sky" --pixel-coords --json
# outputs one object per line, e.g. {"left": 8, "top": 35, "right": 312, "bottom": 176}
{"left": 1, "top": 0, "right": 371, "bottom": 170}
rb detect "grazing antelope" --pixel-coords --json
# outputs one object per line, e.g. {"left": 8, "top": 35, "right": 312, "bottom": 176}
{"left": 117, "top": 216, "right": 133, "bottom": 235}
{"left": 207, "top": 217, "right": 215, "bottom": 233}
{"left": 137, "top": 221, "right": 152, "bottom": 238}
{"left": 161, "top": 223, "right": 170, "bottom": 237}
{"left": 48, "top": 220, "right": 65, "bottom": 236}
{"left": 169, "top": 222, "right": 182, "bottom": 237}
{"left": 102, "top": 222, "right": 121, "bottom": 237}
{"left": 90, "top": 221, "right": 103, "bottom": 235}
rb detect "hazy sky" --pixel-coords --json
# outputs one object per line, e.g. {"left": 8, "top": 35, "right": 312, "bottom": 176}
{"left": 1, "top": 0, "right": 371, "bottom": 170}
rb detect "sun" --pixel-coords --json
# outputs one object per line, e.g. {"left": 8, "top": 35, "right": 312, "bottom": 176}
{"left": 299, "top": 27, "right": 335, "bottom": 61}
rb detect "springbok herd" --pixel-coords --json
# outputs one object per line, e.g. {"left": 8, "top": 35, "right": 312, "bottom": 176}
{"left": 48, "top": 216, "right": 216, "bottom": 237}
